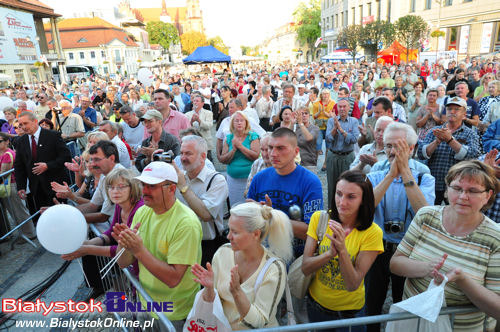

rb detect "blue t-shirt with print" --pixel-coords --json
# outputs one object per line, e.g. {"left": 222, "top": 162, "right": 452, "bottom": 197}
{"left": 247, "top": 165, "right": 324, "bottom": 256}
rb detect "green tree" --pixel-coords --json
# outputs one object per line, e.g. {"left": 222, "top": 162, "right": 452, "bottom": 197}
{"left": 359, "top": 20, "right": 395, "bottom": 61}
{"left": 180, "top": 31, "right": 208, "bottom": 55}
{"left": 145, "top": 21, "right": 179, "bottom": 50}
{"left": 293, "top": 0, "right": 321, "bottom": 58}
{"left": 208, "top": 36, "right": 229, "bottom": 55}
{"left": 241, "top": 46, "right": 252, "bottom": 55}
{"left": 395, "top": 15, "right": 429, "bottom": 63}
{"left": 336, "top": 25, "right": 362, "bottom": 62}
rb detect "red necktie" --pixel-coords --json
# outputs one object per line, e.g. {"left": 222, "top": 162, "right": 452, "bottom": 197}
{"left": 31, "top": 135, "right": 37, "bottom": 161}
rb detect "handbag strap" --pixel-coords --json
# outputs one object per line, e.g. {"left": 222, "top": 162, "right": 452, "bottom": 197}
{"left": 254, "top": 257, "right": 277, "bottom": 294}
{"left": 316, "top": 210, "right": 329, "bottom": 243}
{"left": 284, "top": 283, "right": 296, "bottom": 325}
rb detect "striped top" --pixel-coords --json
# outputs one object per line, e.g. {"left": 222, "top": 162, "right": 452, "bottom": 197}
{"left": 397, "top": 205, "right": 500, "bottom": 332}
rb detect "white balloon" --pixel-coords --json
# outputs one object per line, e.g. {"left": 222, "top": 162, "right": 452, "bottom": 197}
{"left": 0, "top": 96, "right": 14, "bottom": 113}
{"left": 137, "top": 68, "right": 154, "bottom": 87}
{"left": 36, "top": 205, "right": 88, "bottom": 255}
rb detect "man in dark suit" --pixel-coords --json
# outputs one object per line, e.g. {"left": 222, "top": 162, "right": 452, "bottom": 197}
{"left": 14, "top": 111, "right": 72, "bottom": 215}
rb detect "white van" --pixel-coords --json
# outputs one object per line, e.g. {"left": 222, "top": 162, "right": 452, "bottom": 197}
{"left": 52, "top": 65, "right": 97, "bottom": 83}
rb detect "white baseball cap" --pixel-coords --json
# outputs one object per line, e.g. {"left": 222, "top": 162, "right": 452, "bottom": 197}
{"left": 135, "top": 161, "right": 178, "bottom": 185}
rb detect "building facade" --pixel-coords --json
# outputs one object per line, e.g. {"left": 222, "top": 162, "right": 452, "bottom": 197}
{"left": 259, "top": 22, "right": 317, "bottom": 64}
{"left": 321, "top": 0, "right": 500, "bottom": 59}
{"left": 44, "top": 17, "right": 140, "bottom": 77}
{"left": 0, "top": 0, "right": 65, "bottom": 85}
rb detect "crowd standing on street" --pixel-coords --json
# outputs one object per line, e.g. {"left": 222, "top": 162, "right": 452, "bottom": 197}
{"left": 0, "top": 56, "right": 499, "bottom": 331}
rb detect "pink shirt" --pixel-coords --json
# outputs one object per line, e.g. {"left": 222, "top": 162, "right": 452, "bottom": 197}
{"left": 0, "top": 148, "right": 15, "bottom": 183}
{"left": 143, "top": 110, "right": 191, "bottom": 140}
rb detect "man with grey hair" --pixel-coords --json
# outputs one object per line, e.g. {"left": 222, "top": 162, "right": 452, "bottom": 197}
{"left": 365, "top": 122, "right": 435, "bottom": 332}
{"left": 56, "top": 100, "right": 85, "bottom": 156}
{"left": 173, "top": 135, "right": 228, "bottom": 266}
{"left": 185, "top": 94, "right": 213, "bottom": 160}
{"left": 73, "top": 95, "right": 97, "bottom": 132}
{"left": 98, "top": 120, "right": 131, "bottom": 168}
{"left": 350, "top": 115, "right": 394, "bottom": 174}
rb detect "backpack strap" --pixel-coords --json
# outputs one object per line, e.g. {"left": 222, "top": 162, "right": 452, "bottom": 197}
{"left": 254, "top": 257, "right": 277, "bottom": 295}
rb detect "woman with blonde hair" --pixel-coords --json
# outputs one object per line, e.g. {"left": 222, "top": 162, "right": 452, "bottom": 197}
{"left": 192, "top": 202, "right": 293, "bottom": 330}
{"left": 220, "top": 111, "right": 260, "bottom": 207}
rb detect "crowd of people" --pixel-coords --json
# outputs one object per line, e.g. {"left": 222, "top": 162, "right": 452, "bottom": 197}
{"left": 0, "top": 55, "right": 499, "bottom": 331}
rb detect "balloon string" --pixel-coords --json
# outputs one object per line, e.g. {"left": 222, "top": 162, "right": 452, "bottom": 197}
{"left": 77, "top": 258, "right": 91, "bottom": 288}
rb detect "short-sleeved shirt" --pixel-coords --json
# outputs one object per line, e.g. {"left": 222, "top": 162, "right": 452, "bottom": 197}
{"left": 90, "top": 164, "right": 125, "bottom": 221}
{"left": 58, "top": 113, "right": 85, "bottom": 138}
{"left": 226, "top": 131, "right": 259, "bottom": 179}
{"left": 130, "top": 200, "right": 202, "bottom": 321}
{"left": 247, "top": 165, "right": 323, "bottom": 256}
{"left": 72, "top": 107, "right": 97, "bottom": 132}
{"left": 398, "top": 206, "right": 500, "bottom": 332}
{"left": 307, "top": 211, "right": 383, "bottom": 311}
{"left": 296, "top": 123, "right": 320, "bottom": 166}
{"left": 121, "top": 121, "right": 144, "bottom": 149}
{"left": 418, "top": 124, "right": 480, "bottom": 191}
{"left": 176, "top": 165, "right": 228, "bottom": 240}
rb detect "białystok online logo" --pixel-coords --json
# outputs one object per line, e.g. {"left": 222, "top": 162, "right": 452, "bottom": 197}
{"left": 104, "top": 292, "right": 173, "bottom": 313}
{"left": 2, "top": 292, "right": 173, "bottom": 315}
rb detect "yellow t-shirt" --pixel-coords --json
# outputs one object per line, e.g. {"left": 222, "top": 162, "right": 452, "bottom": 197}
{"left": 306, "top": 211, "right": 384, "bottom": 311}
{"left": 131, "top": 200, "right": 202, "bottom": 320}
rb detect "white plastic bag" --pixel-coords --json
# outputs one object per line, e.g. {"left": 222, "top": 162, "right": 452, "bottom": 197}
{"left": 183, "top": 289, "right": 232, "bottom": 332}
{"left": 385, "top": 276, "right": 452, "bottom": 332}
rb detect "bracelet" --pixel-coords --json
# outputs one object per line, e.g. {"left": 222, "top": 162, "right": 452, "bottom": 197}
{"left": 446, "top": 137, "right": 453, "bottom": 144}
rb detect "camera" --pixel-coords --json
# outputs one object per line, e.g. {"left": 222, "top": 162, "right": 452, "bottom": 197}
{"left": 153, "top": 150, "right": 174, "bottom": 163}
{"left": 384, "top": 220, "right": 405, "bottom": 234}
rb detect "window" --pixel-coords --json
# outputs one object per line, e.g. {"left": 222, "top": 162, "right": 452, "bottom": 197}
{"left": 445, "top": 0, "right": 453, "bottom": 5}
{"left": 410, "top": 0, "right": 416, "bottom": 12}
{"left": 115, "top": 50, "right": 121, "bottom": 62}
{"left": 359, "top": 5, "right": 363, "bottom": 24}
{"left": 79, "top": 52, "right": 84, "bottom": 59}
{"left": 335, "top": 14, "right": 338, "bottom": 27}
{"left": 368, "top": 2, "right": 372, "bottom": 16}
{"left": 68, "top": 52, "right": 74, "bottom": 60}
{"left": 327, "top": 16, "right": 330, "bottom": 29}
{"left": 425, "top": 0, "right": 432, "bottom": 9}
{"left": 377, "top": 0, "right": 381, "bottom": 20}
{"left": 77, "top": 38, "right": 88, "bottom": 43}
{"left": 352, "top": 7, "right": 355, "bottom": 25}
{"left": 90, "top": 51, "right": 95, "bottom": 58}
{"left": 101, "top": 50, "right": 105, "bottom": 57}
{"left": 494, "top": 23, "right": 500, "bottom": 52}
{"left": 14, "top": 69, "right": 24, "bottom": 82}
{"left": 448, "top": 27, "right": 458, "bottom": 50}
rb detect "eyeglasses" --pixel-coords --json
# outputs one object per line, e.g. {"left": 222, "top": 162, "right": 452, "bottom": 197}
{"left": 107, "top": 184, "right": 130, "bottom": 192}
{"left": 448, "top": 185, "right": 488, "bottom": 197}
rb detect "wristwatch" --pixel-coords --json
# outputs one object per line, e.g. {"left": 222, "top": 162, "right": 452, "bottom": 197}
{"left": 180, "top": 185, "right": 189, "bottom": 194}
{"left": 403, "top": 180, "right": 415, "bottom": 187}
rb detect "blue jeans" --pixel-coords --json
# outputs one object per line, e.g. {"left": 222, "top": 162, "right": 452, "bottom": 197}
{"left": 316, "top": 129, "right": 326, "bottom": 151}
{"left": 306, "top": 296, "right": 366, "bottom": 332}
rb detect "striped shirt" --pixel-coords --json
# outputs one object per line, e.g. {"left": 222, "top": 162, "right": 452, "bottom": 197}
{"left": 397, "top": 205, "right": 500, "bottom": 331}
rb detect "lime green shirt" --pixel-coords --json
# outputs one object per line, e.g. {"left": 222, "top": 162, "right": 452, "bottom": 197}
{"left": 131, "top": 200, "right": 202, "bottom": 320}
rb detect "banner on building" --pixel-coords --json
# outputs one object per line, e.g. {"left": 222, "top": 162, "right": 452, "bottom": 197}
{"left": 0, "top": 6, "right": 40, "bottom": 64}
{"left": 420, "top": 50, "right": 457, "bottom": 65}
{"left": 479, "top": 22, "right": 493, "bottom": 53}
{"left": 459, "top": 25, "right": 470, "bottom": 54}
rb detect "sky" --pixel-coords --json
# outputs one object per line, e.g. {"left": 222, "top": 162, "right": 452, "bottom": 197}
{"left": 41, "top": 0, "right": 304, "bottom": 49}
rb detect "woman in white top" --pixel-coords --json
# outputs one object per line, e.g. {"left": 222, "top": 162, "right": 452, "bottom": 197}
{"left": 192, "top": 202, "right": 293, "bottom": 330}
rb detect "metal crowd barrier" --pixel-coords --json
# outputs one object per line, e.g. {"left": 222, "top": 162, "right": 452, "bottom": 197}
{"left": 0, "top": 141, "right": 79, "bottom": 246}
{"left": 253, "top": 306, "right": 479, "bottom": 332}
{"left": 89, "top": 224, "right": 175, "bottom": 332}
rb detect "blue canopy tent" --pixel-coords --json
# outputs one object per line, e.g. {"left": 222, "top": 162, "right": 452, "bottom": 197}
{"left": 182, "top": 46, "right": 231, "bottom": 64}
